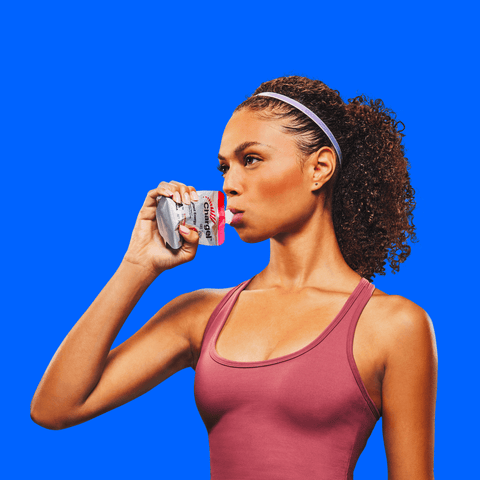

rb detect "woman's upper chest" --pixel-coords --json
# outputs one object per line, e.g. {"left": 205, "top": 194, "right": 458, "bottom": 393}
{"left": 200, "top": 286, "right": 390, "bottom": 415}
{"left": 215, "top": 288, "right": 382, "bottom": 359}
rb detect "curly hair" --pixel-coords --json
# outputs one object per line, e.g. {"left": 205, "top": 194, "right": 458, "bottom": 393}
{"left": 234, "top": 76, "right": 417, "bottom": 282}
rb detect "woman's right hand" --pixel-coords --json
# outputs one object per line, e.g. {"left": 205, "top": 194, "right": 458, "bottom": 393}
{"left": 123, "top": 180, "right": 200, "bottom": 276}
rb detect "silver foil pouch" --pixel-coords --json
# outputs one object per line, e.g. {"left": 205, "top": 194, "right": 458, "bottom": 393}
{"left": 156, "top": 190, "right": 232, "bottom": 250}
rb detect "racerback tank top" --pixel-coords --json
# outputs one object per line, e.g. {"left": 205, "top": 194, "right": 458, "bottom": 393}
{"left": 194, "top": 276, "right": 381, "bottom": 480}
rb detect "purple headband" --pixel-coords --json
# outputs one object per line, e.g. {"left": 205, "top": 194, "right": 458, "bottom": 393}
{"left": 255, "top": 92, "right": 343, "bottom": 166}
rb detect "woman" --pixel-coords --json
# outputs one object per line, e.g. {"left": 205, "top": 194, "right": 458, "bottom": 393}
{"left": 31, "top": 76, "right": 438, "bottom": 479}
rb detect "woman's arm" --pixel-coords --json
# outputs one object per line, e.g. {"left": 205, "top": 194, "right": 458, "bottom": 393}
{"left": 381, "top": 297, "right": 438, "bottom": 479}
{"left": 30, "top": 181, "right": 203, "bottom": 429}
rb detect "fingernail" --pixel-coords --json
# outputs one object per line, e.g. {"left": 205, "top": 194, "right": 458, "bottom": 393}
{"left": 191, "top": 191, "right": 199, "bottom": 201}
{"left": 165, "top": 190, "right": 174, "bottom": 197}
{"left": 179, "top": 225, "right": 189, "bottom": 235}
{"left": 184, "top": 192, "right": 191, "bottom": 204}
{"left": 174, "top": 192, "right": 181, "bottom": 203}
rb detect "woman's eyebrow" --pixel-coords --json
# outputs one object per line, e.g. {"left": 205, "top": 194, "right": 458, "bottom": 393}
{"left": 218, "top": 141, "right": 274, "bottom": 161}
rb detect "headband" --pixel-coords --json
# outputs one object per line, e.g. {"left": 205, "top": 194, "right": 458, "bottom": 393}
{"left": 255, "top": 92, "right": 343, "bottom": 166}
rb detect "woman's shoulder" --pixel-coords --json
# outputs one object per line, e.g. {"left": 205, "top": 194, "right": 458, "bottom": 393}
{"left": 185, "top": 286, "right": 238, "bottom": 366}
{"left": 366, "top": 288, "right": 435, "bottom": 360}
{"left": 190, "top": 286, "right": 237, "bottom": 305}
{"left": 371, "top": 287, "right": 431, "bottom": 323}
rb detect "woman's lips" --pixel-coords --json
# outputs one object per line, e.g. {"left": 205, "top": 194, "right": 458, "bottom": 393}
{"left": 229, "top": 212, "right": 244, "bottom": 226}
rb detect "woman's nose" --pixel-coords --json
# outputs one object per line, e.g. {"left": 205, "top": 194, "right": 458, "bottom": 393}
{"left": 222, "top": 168, "right": 243, "bottom": 196}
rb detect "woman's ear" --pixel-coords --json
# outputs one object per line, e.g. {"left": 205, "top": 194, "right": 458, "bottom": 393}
{"left": 310, "top": 146, "right": 337, "bottom": 191}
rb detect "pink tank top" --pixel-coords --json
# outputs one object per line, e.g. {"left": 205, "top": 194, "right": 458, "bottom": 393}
{"left": 194, "top": 276, "right": 381, "bottom": 479}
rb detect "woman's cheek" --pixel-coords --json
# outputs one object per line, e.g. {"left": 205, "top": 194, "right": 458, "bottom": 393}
{"left": 261, "top": 169, "right": 299, "bottom": 201}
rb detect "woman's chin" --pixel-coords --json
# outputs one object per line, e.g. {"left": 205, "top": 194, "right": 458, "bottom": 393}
{"left": 235, "top": 229, "right": 271, "bottom": 244}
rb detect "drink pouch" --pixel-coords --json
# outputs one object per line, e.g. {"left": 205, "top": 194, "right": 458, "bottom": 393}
{"left": 156, "top": 190, "right": 234, "bottom": 250}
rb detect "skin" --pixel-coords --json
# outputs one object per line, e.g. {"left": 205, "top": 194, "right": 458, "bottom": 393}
{"left": 205, "top": 108, "right": 438, "bottom": 479}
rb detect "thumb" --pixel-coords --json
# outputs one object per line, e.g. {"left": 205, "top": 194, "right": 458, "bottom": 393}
{"left": 179, "top": 224, "right": 199, "bottom": 243}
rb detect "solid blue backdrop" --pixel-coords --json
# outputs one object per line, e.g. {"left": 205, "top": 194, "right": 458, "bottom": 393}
{"left": 2, "top": 1, "right": 477, "bottom": 478}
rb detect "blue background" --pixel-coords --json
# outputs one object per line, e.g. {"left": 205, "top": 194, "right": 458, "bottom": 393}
{"left": 2, "top": 1, "right": 477, "bottom": 478}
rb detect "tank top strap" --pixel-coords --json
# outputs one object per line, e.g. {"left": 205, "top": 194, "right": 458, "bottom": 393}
{"left": 345, "top": 279, "right": 376, "bottom": 338}
{"left": 329, "top": 278, "right": 376, "bottom": 338}
{"left": 202, "top": 279, "right": 251, "bottom": 343}
{"left": 344, "top": 278, "right": 380, "bottom": 420}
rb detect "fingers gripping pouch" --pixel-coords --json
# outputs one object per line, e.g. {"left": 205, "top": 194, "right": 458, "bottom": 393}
{"left": 156, "top": 191, "right": 231, "bottom": 250}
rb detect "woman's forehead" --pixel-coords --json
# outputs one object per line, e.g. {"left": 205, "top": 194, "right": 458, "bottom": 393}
{"left": 221, "top": 109, "right": 295, "bottom": 151}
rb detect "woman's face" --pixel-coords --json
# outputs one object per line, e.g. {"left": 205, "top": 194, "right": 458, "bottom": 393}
{"left": 218, "top": 108, "right": 327, "bottom": 244}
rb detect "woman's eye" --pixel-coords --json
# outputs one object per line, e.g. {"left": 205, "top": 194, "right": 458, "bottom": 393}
{"left": 217, "top": 164, "right": 227, "bottom": 176}
{"left": 217, "top": 156, "right": 260, "bottom": 177}
{"left": 244, "top": 155, "right": 260, "bottom": 166}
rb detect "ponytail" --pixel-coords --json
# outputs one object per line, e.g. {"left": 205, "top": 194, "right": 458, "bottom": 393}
{"left": 333, "top": 95, "right": 417, "bottom": 280}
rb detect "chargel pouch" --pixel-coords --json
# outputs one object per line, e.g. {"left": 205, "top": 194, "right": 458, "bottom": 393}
{"left": 156, "top": 190, "right": 234, "bottom": 250}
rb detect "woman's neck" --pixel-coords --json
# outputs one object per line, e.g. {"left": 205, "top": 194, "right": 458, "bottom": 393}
{"left": 258, "top": 211, "right": 361, "bottom": 293}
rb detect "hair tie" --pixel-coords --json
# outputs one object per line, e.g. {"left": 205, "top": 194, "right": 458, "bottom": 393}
{"left": 255, "top": 92, "right": 342, "bottom": 166}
